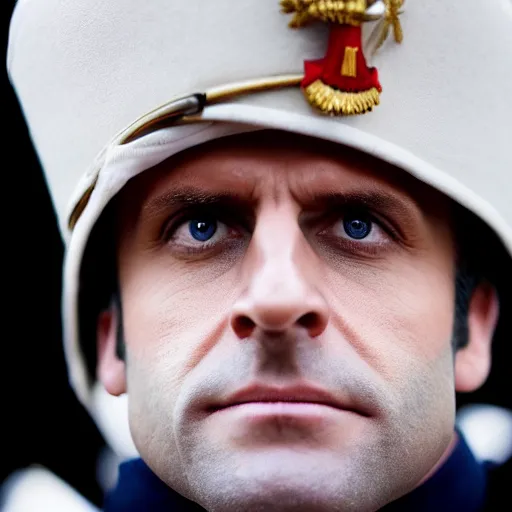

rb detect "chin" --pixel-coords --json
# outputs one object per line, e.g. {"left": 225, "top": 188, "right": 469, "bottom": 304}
{"left": 195, "top": 484, "right": 391, "bottom": 512}
{"left": 182, "top": 449, "right": 401, "bottom": 512}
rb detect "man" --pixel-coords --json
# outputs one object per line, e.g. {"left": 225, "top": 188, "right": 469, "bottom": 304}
{"left": 7, "top": 0, "right": 511, "bottom": 511}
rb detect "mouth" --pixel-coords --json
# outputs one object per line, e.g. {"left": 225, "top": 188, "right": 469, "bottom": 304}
{"left": 206, "top": 383, "right": 370, "bottom": 417}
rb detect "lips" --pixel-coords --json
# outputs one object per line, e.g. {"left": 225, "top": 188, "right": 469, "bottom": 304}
{"left": 208, "top": 383, "right": 369, "bottom": 416}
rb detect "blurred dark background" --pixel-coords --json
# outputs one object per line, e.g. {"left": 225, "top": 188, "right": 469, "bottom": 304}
{"left": 2, "top": 1, "right": 106, "bottom": 507}
{"left": 2, "top": 1, "right": 510, "bottom": 509}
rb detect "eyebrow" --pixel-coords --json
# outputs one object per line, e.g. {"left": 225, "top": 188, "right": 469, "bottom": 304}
{"left": 298, "top": 189, "right": 418, "bottom": 214}
{"left": 140, "top": 186, "right": 257, "bottom": 220}
{"left": 139, "top": 185, "right": 422, "bottom": 225}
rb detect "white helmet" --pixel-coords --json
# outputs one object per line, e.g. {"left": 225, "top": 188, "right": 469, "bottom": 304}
{"left": 7, "top": 0, "right": 512, "bottom": 454}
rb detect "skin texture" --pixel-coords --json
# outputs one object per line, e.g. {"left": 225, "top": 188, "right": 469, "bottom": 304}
{"left": 97, "top": 131, "right": 498, "bottom": 512}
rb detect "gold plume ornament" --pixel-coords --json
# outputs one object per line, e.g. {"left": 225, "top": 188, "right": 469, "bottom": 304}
{"left": 280, "top": 0, "right": 405, "bottom": 116}
{"left": 367, "top": 0, "right": 405, "bottom": 55}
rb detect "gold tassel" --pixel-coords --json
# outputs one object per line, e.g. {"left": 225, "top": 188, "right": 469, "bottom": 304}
{"left": 341, "top": 47, "right": 359, "bottom": 77}
{"left": 304, "top": 80, "right": 380, "bottom": 115}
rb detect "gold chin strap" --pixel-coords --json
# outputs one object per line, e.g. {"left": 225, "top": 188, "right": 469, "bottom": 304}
{"left": 67, "top": 74, "right": 303, "bottom": 231}
{"left": 118, "top": 75, "right": 303, "bottom": 145}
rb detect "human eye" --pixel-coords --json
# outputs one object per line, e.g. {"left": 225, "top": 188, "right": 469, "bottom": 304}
{"left": 318, "top": 208, "right": 396, "bottom": 256}
{"left": 163, "top": 207, "right": 245, "bottom": 257}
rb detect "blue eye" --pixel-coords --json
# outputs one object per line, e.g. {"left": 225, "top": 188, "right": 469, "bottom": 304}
{"left": 188, "top": 219, "right": 217, "bottom": 242}
{"left": 343, "top": 216, "right": 372, "bottom": 240}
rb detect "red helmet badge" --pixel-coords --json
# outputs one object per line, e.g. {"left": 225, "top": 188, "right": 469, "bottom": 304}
{"left": 281, "top": 0, "right": 404, "bottom": 115}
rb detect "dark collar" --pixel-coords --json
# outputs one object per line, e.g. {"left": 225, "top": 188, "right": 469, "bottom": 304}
{"left": 381, "top": 432, "right": 487, "bottom": 512}
{"left": 104, "top": 433, "right": 487, "bottom": 511}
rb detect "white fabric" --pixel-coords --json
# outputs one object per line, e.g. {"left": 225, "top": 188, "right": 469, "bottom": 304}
{"left": 457, "top": 404, "right": 512, "bottom": 465}
{"left": 1, "top": 467, "right": 99, "bottom": 512}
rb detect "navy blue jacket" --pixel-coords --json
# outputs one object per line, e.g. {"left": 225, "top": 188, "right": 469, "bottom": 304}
{"left": 104, "top": 433, "right": 493, "bottom": 511}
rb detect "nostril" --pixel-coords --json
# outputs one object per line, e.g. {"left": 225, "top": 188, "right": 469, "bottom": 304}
{"left": 298, "top": 312, "right": 322, "bottom": 334}
{"left": 232, "top": 316, "right": 256, "bottom": 338}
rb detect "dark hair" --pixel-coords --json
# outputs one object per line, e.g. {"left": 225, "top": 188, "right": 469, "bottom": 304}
{"left": 79, "top": 198, "right": 120, "bottom": 382}
{"left": 451, "top": 203, "right": 507, "bottom": 350}
{"left": 453, "top": 265, "right": 478, "bottom": 350}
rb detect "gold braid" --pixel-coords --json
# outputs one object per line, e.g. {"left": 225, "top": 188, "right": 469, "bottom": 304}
{"left": 281, "top": 0, "right": 368, "bottom": 28}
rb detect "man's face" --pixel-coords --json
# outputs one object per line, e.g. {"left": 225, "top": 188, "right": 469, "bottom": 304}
{"left": 111, "top": 131, "right": 460, "bottom": 511}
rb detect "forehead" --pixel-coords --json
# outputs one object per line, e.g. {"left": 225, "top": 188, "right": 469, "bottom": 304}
{"left": 119, "top": 130, "right": 450, "bottom": 218}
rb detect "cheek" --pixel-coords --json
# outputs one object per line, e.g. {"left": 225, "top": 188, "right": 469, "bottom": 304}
{"left": 120, "top": 255, "right": 243, "bottom": 488}
{"left": 120, "top": 255, "right": 241, "bottom": 481}
{"left": 119, "top": 251, "right": 242, "bottom": 404}
{"left": 120, "top": 250, "right": 239, "bottom": 352}
{"left": 326, "top": 254, "right": 456, "bottom": 377}
{"left": 325, "top": 257, "right": 457, "bottom": 457}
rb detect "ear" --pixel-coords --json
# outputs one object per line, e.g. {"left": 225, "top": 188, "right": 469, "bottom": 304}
{"left": 455, "top": 282, "right": 499, "bottom": 392}
{"left": 97, "top": 306, "right": 127, "bottom": 396}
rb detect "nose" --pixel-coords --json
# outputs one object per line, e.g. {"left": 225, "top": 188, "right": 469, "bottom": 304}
{"left": 230, "top": 215, "right": 329, "bottom": 340}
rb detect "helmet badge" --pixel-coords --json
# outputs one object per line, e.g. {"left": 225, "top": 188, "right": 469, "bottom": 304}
{"left": 281, "top": 0, "right": 404, "bottom": 116}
